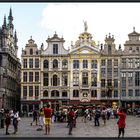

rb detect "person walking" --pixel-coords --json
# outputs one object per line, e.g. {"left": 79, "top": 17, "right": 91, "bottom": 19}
{"left": 0, "top": 109, "right": 4, "bottom": 128}
{"left": 101, "top": 107, "right": 107, "bottom": 125}
{"left": 94, "top": 107, "right": 101, "bottom": 126}
{"left": 67, "top": 108, "right": 75, "bottom": 135}
{"left": 30, "top": 110, "right": 38, "bottom": 126}
{"left": 4, "top": 109, "right": 11, "bottom": 135}
{"left": 117, "top": 108, "right": 126, "bottom": 138}
{"left": 44, "top": 104, "right": 52, "bottom": 135}
{"left": 38, "top": 108, "right": 44, "bottom": 130}
{"left": 11, "top": 109, "right": 19, "bottom": 134}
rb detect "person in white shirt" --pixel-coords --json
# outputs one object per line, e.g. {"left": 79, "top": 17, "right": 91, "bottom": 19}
{"left": 11, "top": 109, "right": 19, "bottom": 134}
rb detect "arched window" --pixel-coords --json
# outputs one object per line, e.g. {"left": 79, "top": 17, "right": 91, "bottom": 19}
{"left": 62, "top": 59, "right": 68, "bottom": 68}
{"left": 53, "top": 75, "right": 58, "bottom": 86}
{"left": 73, "top": 90, "right": 79, "bottom": 97}
{"left": 43, "top": 90, "right": 48, "bottom": 97}
{"left": 44, "top": 60, "right": 49, "bottom": 69}
{"left": 51, "top": 90, "right": 59, "bottom": 97}
{"left": 91, "top": 90, "right": 97, "bottom": 97}
{"left": 53, "top": 59, "right": 58, "bottom": 68}
{"left": 30, "top": 48, "right": 33, "bottom": 55}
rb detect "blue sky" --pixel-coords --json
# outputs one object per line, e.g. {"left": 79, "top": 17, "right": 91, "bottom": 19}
{"left": 1, "top": 3, "right": 140, "bottom": 59}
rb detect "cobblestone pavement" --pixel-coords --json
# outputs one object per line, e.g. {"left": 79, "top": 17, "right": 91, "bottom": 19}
{"left": 0, "top": 116, "right": 140, "bottom": 137}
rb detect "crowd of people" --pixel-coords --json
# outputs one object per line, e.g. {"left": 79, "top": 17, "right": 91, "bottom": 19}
{"left": 0, "top": 108, "right": 20, "bottom": 135}
{"left": 27, "top": 105, "right": 127, "bottom": 138}
{"left": 0, "top": 105, "right": 127, "bottom": 138}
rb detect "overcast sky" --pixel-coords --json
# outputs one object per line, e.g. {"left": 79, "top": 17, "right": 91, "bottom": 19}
{"left": 0, "top": 3, "right": 140, "bottom": 59}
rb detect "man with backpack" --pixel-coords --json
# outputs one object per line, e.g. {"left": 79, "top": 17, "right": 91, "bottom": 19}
{"left": 94, "top": 107, "right": 101, "bottom": 126}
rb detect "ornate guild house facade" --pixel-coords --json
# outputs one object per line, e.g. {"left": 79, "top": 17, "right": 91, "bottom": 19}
{"left": 0, "top": 9, "right": 21, "bottom": 110}
{"left": 21, "top": 24, "right": 140, "bottom": 113}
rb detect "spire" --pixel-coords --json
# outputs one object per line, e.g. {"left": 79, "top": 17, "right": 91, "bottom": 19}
{"left": 8, "top": 7, "right": 14, "bottom": 29}
{"left": 14, "top": 30, "right": 18, "bottom": 42}
{"left": 2, "top": 15, "right": 7, "bottom": 29}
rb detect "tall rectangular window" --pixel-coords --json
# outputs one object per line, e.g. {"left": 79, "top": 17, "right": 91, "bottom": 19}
{"left": 101, "top": 59, "right": 105, "bottom": 66}
{"left": 29, "top": 86, "right": 33, "bottom": 97}
{"left": 35, "top": 59, "right": 39, "bottom": 68}
{"left": 91, "top": 72, "right": 97, "bottom": 86}
{"left": 114, "top": 90, "right": 118, "bottom": 97}
{"left": 29, "top": 72, "right": 33, "bottom": 82}
{"left": 23, "top": 86, "right": 27, "bottom": 96}
{"left": 135, "top": 89, "right": 140, "bottom": 97}
{"left": 23, "top": 72, "right": 27, "bottom": 82}
{"left": 91, "top": 90, "right": 97, "bottom": 97}
{"left": 82, "top": 72, "right": 88, "bottom": 85}
{"left": 128, "top": 59, "right": 133, "bottom": 68}
{"left": 73, "top": 60, "right": 79, "bottom": 69}
{"left": 83, "top": 60, "right": 88, "bottom": 68}
{"left": 101, "top": 68, "right": 106, "bottom": 77}
{"left": 107, "top": 59, "right": 112, "bottom": 67}
{"left": 122, "top": 90, "right": 126, "bottom": 97}
{"left": 53, "top": 44, "right": 58, "bottom": 54}
{"left": 23, "top": 59, "right": 27, "bottom": 68}
{"left": 62, "top": 73, "right": 68, "bottom": 86}
{"left": 135, "top": 72, "right": 140, "bottom": 86}
{"left": 135, "top": 58, "right": 140, "bottom": 68}
{"left": 91, "top": 60, "right": 97, "bottom": 69}
{"left": 122, "top": 72, "right": 126, "bottom": 87}
{"left": 128, "top": 72, "right": 133, "bottom": 86}
{"left": 114, "top": 79, "right": 118, "bottom": 88}
{"left": 43, "top": 73, "right": 49, "bottom": 86}
{"left": 101, "top": 79, "right": 105, "bottom": 87}
{"left": 107, "top": 68, "right": 112, "bottom": 78}
{"left": 122, "top": 58, "right": 126, "bottom": 68}
{"left": 73, "top": 73, "right": 79, "bottom": 86}
{"left": 114, "top": 59, "right": 118, "bottom": 66}
{"left": 128, "top": 89, "right": 133, "bottom": 97}
{"left": 35, "top": 72, "right": 39, "bottom": 82}
{"left": 29, "top": 59, "right": 33, "bottom": 68}
{"left": 107, "top": 79, "right": 112, "bottom": 87}
{"left": 35, "top": 86, "right": 39, "bottom": 97}
{"left": 114, "top": 68, "right": 118, "bottom": 77}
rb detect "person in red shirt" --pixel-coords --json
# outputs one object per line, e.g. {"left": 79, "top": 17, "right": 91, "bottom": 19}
{"left": 117, "top": 108, "right": 126, "bottom": 138}
{"left": 44, "top": 104, "right": 52, "bottom": 135}
{"left": 67, "top": 108, "right": 75, "bottom": 135}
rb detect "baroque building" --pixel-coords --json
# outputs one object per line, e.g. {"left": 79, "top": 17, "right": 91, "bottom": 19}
{"left": 0, "top": 9, "right": 21, "bottom": 110}
{"left": 21, "top": 24, "right": 140, "bottom": 113}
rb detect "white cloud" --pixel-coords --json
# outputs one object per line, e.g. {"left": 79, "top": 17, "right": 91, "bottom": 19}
{"left": 40, "top": 3, "right": 140, "bottom": 50}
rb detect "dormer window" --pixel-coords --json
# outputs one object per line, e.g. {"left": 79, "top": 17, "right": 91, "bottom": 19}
{"left": 24, "top": 51, "right": 26, "bottom": 55}
{"left": 108, "top": 45, "right": 112, "bottom": 55}
{"left": 53, "top": 44, "right": 58, "bottom": 54}
{"left": 30, "top": 48, "right": 33, "bottom": 55}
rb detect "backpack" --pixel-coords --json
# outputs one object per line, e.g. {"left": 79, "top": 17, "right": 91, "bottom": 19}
{"left": 95, "top": 110, "right": 101, "bottom": 118}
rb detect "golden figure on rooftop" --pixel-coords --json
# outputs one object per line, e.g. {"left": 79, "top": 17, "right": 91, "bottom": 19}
{"left": 83, "top": 20, "right": 88, "bottom": 32}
